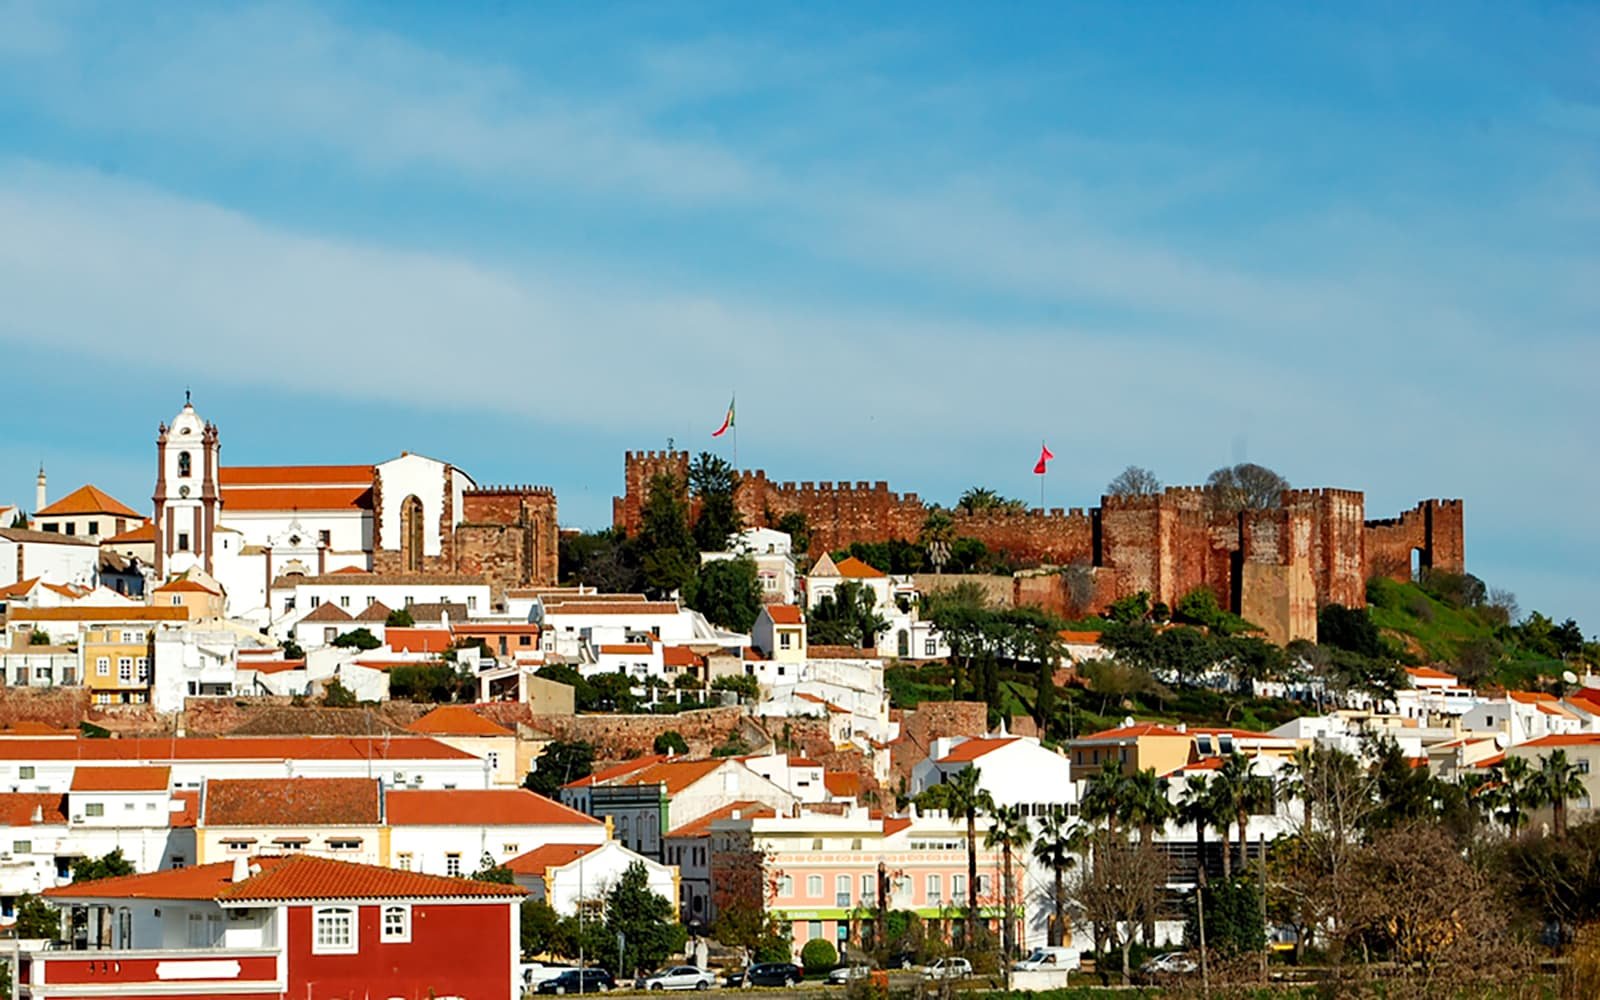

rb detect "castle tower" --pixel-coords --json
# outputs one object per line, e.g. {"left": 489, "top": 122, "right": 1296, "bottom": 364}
{"left": 153, "top": 397, "right": 222, "bottom": 577}
{"left": 35, "top": 464, "right": 46, "bottom": 514}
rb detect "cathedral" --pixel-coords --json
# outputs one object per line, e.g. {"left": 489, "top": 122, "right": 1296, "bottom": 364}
{"left": 151, "top": 399, "right": 558, "bottom": 620}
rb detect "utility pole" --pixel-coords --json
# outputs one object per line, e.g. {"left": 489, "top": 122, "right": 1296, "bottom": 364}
{"left": 1258, "top": 831, "right": 1269, "bottom": 984}
{"left": 1196, "top": 854, "right": 1210, "bottom": 997}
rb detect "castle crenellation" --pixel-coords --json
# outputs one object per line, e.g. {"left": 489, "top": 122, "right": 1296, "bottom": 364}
{"left": 613, "top": 449, "right": 1466, "bottom": 645}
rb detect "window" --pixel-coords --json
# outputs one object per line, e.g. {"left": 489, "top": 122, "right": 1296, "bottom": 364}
{"left": 779, "top": 632, "right": 792, "bottom": 650}
{"left": 327, "top": 839, "right": 360, "bottom": 851}
{"left": 927, "top": 874, "right": 943, "bottom": 906}
{"left": 324, "top": 628, "right": 337, "bottom": 643}
{"left": 170, "top": 595, "right": 183, "bottom": 606}
{"left": 487, "top": 752, "right": 500, "bottom": 771}
{"left": 13, "top": 840, "right": 30, "bottom": 854}
{"left": 313, "top": 906, "right": 357, "bottom": 954}
{"left": 396, "top": 852, "right": 413, "bottom": 871}
{"left": 97, "top": 657, "right": 110, "bottom": 676}
{"left": 807, "top": 920, "right": 823, "bottom": 942}
{"left": 65, "top": 523, "right": 76, "bottom": 536}
{"left": 177, "top": 532, "right": 190, "bottom": 551}
{"left": 807, "top": 875, "right": 823, "bottom": 898}
{"left": 861, "top": 873, "right": 874, "bottom": 900}
{"left": 467, "top": 596, "right": 477, "bottom": 611}
{"left": 310, "top": 596, "right": 321, "bottom": 608}
{"left": 446, "top": 853, "right": 462, "bottom": 876}
{"left": 851, "top": 838, "right": 862, "bottom": 850}
{"left": 835, "top": 875, "right": 851, "bottom": 907}
{"left": 187, "top": 912, "right": 207, "bottom": 946}
{"left": 1580, "top": 759, "right": 1592, "bottom": 775}
{"left": 318, "top": 530, "right": 331, "bottom": 548}
{"left": 170, "top": 855, "right": 186, "bottom": 869}
{"left": 778, "top": 875, "right": 793, "bottom": 898}
{"left": 19, "top": 766, "right": 34, "bottom": 780}
{"left": 811, "top": 838, "right": 823, "bottom": 851}
{"left": 382, "top": 904, "right": 411, "bottom": 942}
{"left": 178, "top": 451, "right": 192, "bottom": 477}
{"left": 925, "top": 639, "right": 937, "bottom": 656}
{"left": 340, "top": 595, "right": 350, "bottom": 608}
{"left": 952, "top": 873, "right": 967, "bottom": 904}
{"left": 136, "top": 657, "right": 150, "bottom": 682}
{"left": 503, "top": 843, "right": 519, "bottom": 856}
{"left": 223, "top": 839, "right": 252, "bottom": 852}
{"left": 118, "top": 658, "right": 133, "bottom": 683}
{"left": 88, "top": 521, "right": 99, "bottom": 536}
{"left": 85, "top": 801, "right": 103, "bottom": 818}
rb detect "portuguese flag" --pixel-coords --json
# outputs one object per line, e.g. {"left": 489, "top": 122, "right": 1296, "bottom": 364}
{"left": 712, "top": 396, "right": 735, "bottom": 438}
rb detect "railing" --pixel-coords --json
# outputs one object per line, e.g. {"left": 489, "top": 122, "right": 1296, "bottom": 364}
{"left": 22, "top": 946, "right": 281, "bottom": 993}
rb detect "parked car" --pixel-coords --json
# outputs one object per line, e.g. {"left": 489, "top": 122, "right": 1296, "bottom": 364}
{"left": 1012, "top": 946, "right": 1077, "bottom": 971}
{"left": 536, "top": 968, "right": 617, "bottom": 994}
{"left": 921, "top": 958, "right": 972, "bottom": 981}
{"left": 642, "top": 966, "right": 719, "bottom": 991}
{"left": 825, "top": 963, "right": 871, "bottom": 985}
{"left": 522, "top": 963, "right": 580, "bottom": 987}
{"left": 886, "top": 949, "right": 916, "bottom": 971}
{"left": 744, "top": 963, "right": 805, "bottom": 987}
{"left": 1139, "top": 952, "right": 1198, "bottom": 979}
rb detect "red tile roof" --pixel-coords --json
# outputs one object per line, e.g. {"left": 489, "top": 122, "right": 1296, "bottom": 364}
{"left": 543, "top": 602, "right": 680, "bottom": 616}
{"left": 12, "top": 607, "right": 188, "bottom": 622}
{"left": 1058, "top": 630, "right": 1103, "bottom": 644}
{"left": 35, "top": 485, "right": 143, "bottom": 519}
{"left": 0, "top": 577, "right": 40, "bottom": 599}
{"left": 564, "top": 756, "right": 725, "bottom": 795}
{"left": 823, "top": 772, "right": 861, "bottom": 799}
{"left": 1405, "top": 666, "right": 1458, "bottom": 681}
{"left": 0, "top": 736, "right": 478, "bottom": 764}
{"left": 1515, "top": 734, "right": 1600, "bottom": 748}
{"left": 0, "top": 721, "right": 77, "bottom": 736}
{"left": 0, "top": 793, "right": 68, "bottom": 826}
{"left": 219, "top": 465, "right": 375, "bottom": 485}
{"left": 170, "top": 790, "right": 199, "bottom": 828}
{"left": 330, "top": 565, "right": 371, "bottom": 575}
{"left": 765, "top": 605, "right": 804, "bottom": 625}
{"left": 204, "top": 777, "right": 381, "bottom": 826}
{"left": 882, "top": 816, "right": 912, "bottom": 836}
{"left": 936, "top": 737, "right": 1017, "bottom": 764}
{"left": 353, "top": 601, "right": 393, "bottom": 623}
{"left": 562, "top": 755, "right": 667, "bottom": 789}
{"left": 152, "top": 579, "right": 221, "bottom": 595}
{"left": 599, "top": 644, "right": 655, "bottom": 655}
{"left": 105, "top": 523, "right": 157, "bottom": 544}
{"left": 299, "top": 602, "right": 354, "bottom": 623}
{"left": 48, "top": 854, "right": 523, "bottom": 902}
{"left": 666, "top": 800, "right": 775, "bottom": 838}
{"left": 406, "top": 705, "right": 514, "bottom": 737}
{"left": 71, "top": 765, "right": 170, "bottom": 792}
{"left": 1078, "top": 722, "right": 1189, "bottom": 741}
{"left": 386, "top": 789, "right": 600, "bottom": 827}
{"left": 385, "top": 627, "right": 453, "bottom": 653}
{"left": 661, "top": 646, "right": 704, "bottom": 668}
{"left": 833, "top": 556, "right": 886, "bottom": 579}
{"left": 504, "top": 843, "right": 603, "bottom": 876}
{"left": 220, "top": 487, "right": 373, "bottom": 512}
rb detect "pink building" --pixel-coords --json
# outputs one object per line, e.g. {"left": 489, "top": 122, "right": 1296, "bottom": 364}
{"left": 709, "top": 806, "right": 1015, "bottom": 958}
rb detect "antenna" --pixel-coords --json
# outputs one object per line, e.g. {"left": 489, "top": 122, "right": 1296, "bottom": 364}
{"left": 1563, "top": 670, "right": 1579, "bottom": 686}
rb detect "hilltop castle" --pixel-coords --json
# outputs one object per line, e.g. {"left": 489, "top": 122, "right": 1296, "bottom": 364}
{"left": 614, "top": 450, "right": 1463, "bottom": 644}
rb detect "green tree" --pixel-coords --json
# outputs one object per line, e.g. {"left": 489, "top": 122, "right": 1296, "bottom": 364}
{"left": 535, "top": 663, "right": 598, "bottom": 711}
{"left": 281, "top": 639, "right": 305, "bottom": 660}
{"left": 808, "top": 581, "right": 887, "bottom": 649}
{"left": 1205, "top": 754, "right": 1272, "bottom": 878}
{"left": 800, "top": 938, "right": 838, "bottom": 973}
{"left": 1106, "top": 465, "right": 1162, "bottom": 497}
{"left": 28, "top": 628, "right": 51, "bottom": 646}
{"left": 1530, "top": 750, "right": 1586, "bottom": 838}
{"left": 1184, "top": 876, "right": 1264, "bottom": 956}
{"left": 72, "top": 849, "right": 135, "bottom": 883}
{"left": 774, "top": 511, "right": 811, "bottom": 557}
{"left": 685, "top": 556, "right": 763, "bottom": 631}
{"left": 559, "top": 529, "right": 643, "bottom": 593}
{"left": 590, "top": 672, "right": 639, "bottom": 712}
{"left": 984, "top": 804, "right": 1032, "bottom": 963}
{"left": 711, "top": 674, "right": 759, "bottom": 702}
{"left": 14, "top": 893, "right": 60, "bottom": 940}
{"left": 956, "top": 487, "right": 1026, "bottom": 515}
{"left": 320, "top": 679, "right": 358, "bottom": 707}
{"left": 653, "top": 730, "right": 688, "bottom": 755}
{"left": 471, "top": 852, "right": 516, "bottom": 884}
{"left": 524, "top": 740, "right": 596, "bottom": 798}
{"left": 638, "top": 471, "right": 698, "bottom": 598}
{"left": 1080, "top": 768, "right": 1129, "bottom": 837}
{"left": 602, "top": 861, "right": 687, "bottom": 977}
{"left": 943, "top": 766, "right": 994, "bottom": 944}
{"left": 689, "top": 452, "right": 743, "bottom": 553}
{"left": 388, "top": 662, "right": 473, "bottom": 702}
{"left": 330, "top": 627, "right": 382, "bottom": 650}
{"left": 385, "top": 607, "right": 415, "bottom": 627}
{"left": 9, "top": 510, "right": 27, "bottom": 528}
{"left": 521, "top": 899, "right": 567, "bottom": 958}
{"left": 1031, "top": 811, "right": 1083, "bottom": 947}
{"left": 1317, "top": 604, "right": 1385, "bottom": 658}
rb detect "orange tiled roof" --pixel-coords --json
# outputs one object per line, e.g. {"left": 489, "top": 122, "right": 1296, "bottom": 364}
{"left": 599, "top": 644, "right": 655, "bottom": 655}
{"left": 882, "top": 816, "right": 912, "bottom": 836}
{"left": 765, "top": 605, "right": 804, "bottom": 625}
{"left": 385, "top": 789, "right": 600, "bottom": 827}
{"left": 330, "top": 565, "right": 371, "bottom": 575}
{"left": 35, "top": 485, "right": 143, "bottom": 519}
{"left": 1059, "top": 630, "right": 1103, "bottom": 644}
{"left": 170, "top": 790, "right": 199, "bottom": 828}
{"left": 205, "top": 777, "right": 381, "bottom": 826}
{"left": 152, "top": 579, "right": 220, "bottom": 595}
{"left": 48, "top": 854, "right": 523, "bottom": 902}
{"left": 1516, "top": 734, "right": 1600, "bottom": 748}
{"left": 1508, "top": 691, "right": 1558, "bottom": 704}
{"left": 0, "top": 735, "right": 471, "bottom": 762}
{"left": 665, "top": 800, "right": 775, "bottom": 838}
{"left": 543, "top": 602, "right": 680, "bottom": 616}
{"left": 45, "top": 859, "right": 243, "bottom": 900}
{"left": 567, "top": 757, "right": 725, "bottom": 795}
{"left": 504, "top": 842, "right": 603, "bottom": 876}
{"left": 219, "top": 465, "right": 374, "bottom": 485}
{"left": 1405, "top": 666, "right": 1458, "bottom": 680}
{"left": 0, "top": 577, "right": 40, "bottom": 599}
{"left": 220, "top": 486, "right": 374, "bottom": 512}
{"left": 299, "top": 602, "right": 353, "bottom": 623}
{"left": 936, "top": 737, "right": 1017, "bottom": 764}
{"left": 833, "top": 556, "right": 886, "bottom": 579}
{"left": 406, "top": 705, "right": 514, "bottom": 737}
{"left": 0, "top": 793, "right": 68, "bottom": 826}
{"left": 353, "top": 601, "right": 393, "bottom": 623}
{"left": 1078, "top": 722, "right": 1188, "bottom": 741}
{"left": 661, "top": 646, "right": 703, "bottom": 668}
{"left": 385, "top": 627, "right": 452, "bottom": 653}
{"left": 562, "top": 755, "right": 666, "bottom": 789}
{"left": 0, "top": 721, "right": 77, "bottom": 736}
{"left": 12, "top": 607, "right": 189, "bottom": 622}
{"left": 823, "top": 772, "right": 861, "bottom": 799}
{"left": 105, "top": 523, "right": 157, "bottom": 544}
{"left": 71, "top": 765, "right": 170, "bottom": 792}
{"left": 806, "top": 645, "right": 883, "bottom": 660}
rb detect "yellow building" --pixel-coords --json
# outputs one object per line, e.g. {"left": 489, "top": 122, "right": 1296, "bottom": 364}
{"left": 9, "top": 607, "right": 194, "bottom": 705}
{"left": 150, "top": 577, "right": 226, "bottom": 618}
{"left": 1068, "top": 721, "right": 1195, "bottom": 778}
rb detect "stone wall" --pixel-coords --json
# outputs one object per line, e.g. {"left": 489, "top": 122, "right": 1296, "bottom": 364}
{"left": 1365, "top": 499, "right": 1465, "bottom": 584}
{"left": 888, "top": 701, "right": 989, "bottom": 792}
{"left": 456, "top": 486, "right": 559, "bottom": 602}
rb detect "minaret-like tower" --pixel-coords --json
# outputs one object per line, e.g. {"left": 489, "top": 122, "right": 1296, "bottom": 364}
{"left": 35, "top": 464, "right": 46, "bottom": 514}
{"left": 153, "top": 397, "right": 222, "bottom": 577}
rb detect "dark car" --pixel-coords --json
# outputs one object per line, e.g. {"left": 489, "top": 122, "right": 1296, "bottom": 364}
{"left": 536, "top": 968, "right": 617, "bottom": 994}
{"left": 745, "top": 963, "right": 804, "bottom": 987}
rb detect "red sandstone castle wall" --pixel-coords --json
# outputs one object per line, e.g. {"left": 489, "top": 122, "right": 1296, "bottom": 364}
{"left": 1364, "top": 499, "right": 1465, "bottom": 582}
{"left": 455, "top": 486, "right": 559, "bottom": 600}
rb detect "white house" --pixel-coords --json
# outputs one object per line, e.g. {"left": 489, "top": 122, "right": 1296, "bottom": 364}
{"left": 0, "top": 528, "right": 98, "bottom": 591}
{"left": 386, "top": 788, "right": 606, "bottom": 877}
{"left": 507, "top": 839, "right": 677, "bottom": 916}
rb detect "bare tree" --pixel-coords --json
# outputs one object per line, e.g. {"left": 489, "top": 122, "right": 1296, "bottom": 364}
{"left": 1071, "top": 830, "right": 1170, "bottom": 985}
{"left": 1106, "top": 466, "right": 1162, "bottom": 497}
{"left": 1205, "top": 463, "right": 1290, "bottom": 513}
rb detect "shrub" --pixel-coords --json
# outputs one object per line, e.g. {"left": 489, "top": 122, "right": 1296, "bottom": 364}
{"left": 330, "top": 627, "right": 381, "bottom": 650}
{"left": 653, "top": 730, "right": 688, "bottom": 755}
{"left": 801, "top": 938, "right": 838, "bottom": 973}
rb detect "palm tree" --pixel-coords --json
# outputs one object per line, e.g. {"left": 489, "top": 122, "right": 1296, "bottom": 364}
{"left": 1279, "top": 746, "right": 1315, "bottom": 837}
{"left": 1495, "top": 756, "right": 1535, "bottom": 834}
{"left": 985, "top": 805, "right": 1033, "bottom": 965}
{"left": 1531, "top": 750, "right": 1587, "bottom": 838}
{"left": 1031, "top": 811, "right": 1085, "bottom": 947}
{"left": 1208, "top": 753, "right": 1272, "bottom": 876}
{"left": 1178, "top": 774, "right": 1215, "bottom": 887}
{"left": 944, "top": 765, "right": 994, "bottom": 946}
{"left": 1122, "top": 768, "right": 1177, "bottom": 849}
{"left": 1080, "top": 768, "right": 1128, "bottom": 837}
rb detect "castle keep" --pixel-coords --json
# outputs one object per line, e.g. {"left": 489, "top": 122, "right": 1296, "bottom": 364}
{"left": 613, "top": 450, "right": 1464, "bottom": 644}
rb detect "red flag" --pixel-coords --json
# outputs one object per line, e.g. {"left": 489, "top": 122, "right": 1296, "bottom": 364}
{"left": 1033, "top": 443, "right": 1054, "bottom": 475}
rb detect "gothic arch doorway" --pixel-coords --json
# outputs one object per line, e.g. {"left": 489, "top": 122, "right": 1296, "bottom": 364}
{"left": 400, "top": 495, "right": 425, "bottom": 572}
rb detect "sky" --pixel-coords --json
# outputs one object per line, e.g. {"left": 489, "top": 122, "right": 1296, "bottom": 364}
{"left": 0, "top": 2, "right": 1596, "bottom": 628}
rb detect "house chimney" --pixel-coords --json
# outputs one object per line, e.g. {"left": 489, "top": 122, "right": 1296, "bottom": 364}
{"left": 31, "top": 805, "right": 42, "bottom": 823}
{"left": 231, "top": 856, "right": 249, "bottom": 883}
{"left": 35, "top": 464, "right": 46, "bottom": 514}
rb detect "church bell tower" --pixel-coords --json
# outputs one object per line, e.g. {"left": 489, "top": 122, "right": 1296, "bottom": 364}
{"left": 153, "top": 395, "right": 221, "bottom": 577}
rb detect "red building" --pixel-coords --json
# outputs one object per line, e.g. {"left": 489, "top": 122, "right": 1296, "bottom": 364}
{"left": 25, "top": 854, "right": 523, "bottom": 999}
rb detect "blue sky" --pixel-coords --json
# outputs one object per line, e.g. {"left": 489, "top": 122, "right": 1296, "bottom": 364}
{"left": 1, "top": 2, "right": 1596, "bottom": 627}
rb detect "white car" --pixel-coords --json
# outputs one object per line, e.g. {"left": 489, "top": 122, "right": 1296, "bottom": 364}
{"left": 922, "top": 958, "right": 972, "bottom": 981}
{"left": 1140, "top": 952, "right": 1198, "bottom": 976}
{"left": 825, "top": 964, "right": 871, "bottom": 985}
{"left": 521, "top": 963, "right": 579, "bottom": 987}
{"left": 1012, "top": 946, "right": 1076, "bottom": 971}
{"left": 641, "top": 966, "right": 719, "bottom": 991}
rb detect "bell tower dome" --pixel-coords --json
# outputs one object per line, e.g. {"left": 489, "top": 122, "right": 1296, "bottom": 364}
{"left": 153, "top": 395, "right": 222, "bottom": 578}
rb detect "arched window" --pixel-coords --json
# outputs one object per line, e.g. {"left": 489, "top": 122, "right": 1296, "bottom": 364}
{"left": 400, "top": 495, "right": 425, "bottom": 572}
{"left": 177, "top": 451, "right": 192, "bottom": 478}
{"left": 897, "top": 629, "right": 909, "bottom": 657}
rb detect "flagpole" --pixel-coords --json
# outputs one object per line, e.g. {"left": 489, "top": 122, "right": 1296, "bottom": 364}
{"left": 1040, "top": 439, "right": 1046, "bottom": 509}
{"left": 731, "top": 392, "right": 738, "bottom": 473}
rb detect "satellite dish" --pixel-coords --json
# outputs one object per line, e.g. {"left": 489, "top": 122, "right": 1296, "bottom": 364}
{"left": 1563, "top": 670, "right": 1579, "bottom": 685}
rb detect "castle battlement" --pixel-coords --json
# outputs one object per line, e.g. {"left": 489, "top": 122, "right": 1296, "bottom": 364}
{"left": 467, "top": 484, "right": 555, "bottom": 496}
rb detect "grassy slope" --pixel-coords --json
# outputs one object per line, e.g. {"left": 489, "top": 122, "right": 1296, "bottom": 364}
{"left": 1366, "top": 578, "right": 1564, "bottom": 686}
